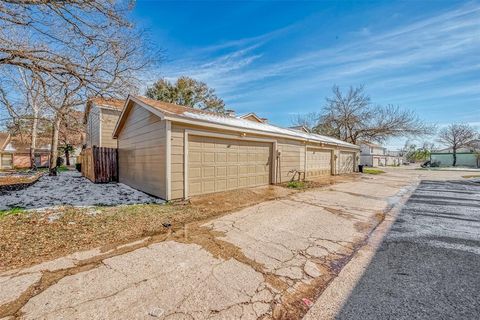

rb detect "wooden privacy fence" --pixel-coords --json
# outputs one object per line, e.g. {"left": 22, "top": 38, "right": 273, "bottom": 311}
{"left": 81, "top": 147, "right": 118, "bottom": 183}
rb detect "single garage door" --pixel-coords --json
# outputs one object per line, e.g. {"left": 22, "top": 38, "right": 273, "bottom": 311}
{"left": 339, "top": 151, "right": 355, "bottom": 174}
{"left": 306, "top": 148, "right": 332, "bottom": 178}
{"left": 188, "top": 136, "right": 272, "bottom": 196}
{"left": 1, "top": 154, "right": 13, "bottom": 169}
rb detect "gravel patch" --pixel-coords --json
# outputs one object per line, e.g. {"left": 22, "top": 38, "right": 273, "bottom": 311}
{"left": 0, "top": 171, "right": 164, "bottom": 210}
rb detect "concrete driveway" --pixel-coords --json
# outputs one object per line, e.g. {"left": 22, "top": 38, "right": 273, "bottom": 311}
{"left": 0, "top": 168, "right": 471, "bottom": 319}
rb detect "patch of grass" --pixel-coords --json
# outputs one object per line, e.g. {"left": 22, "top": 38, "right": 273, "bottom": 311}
{"left": 286, "top": 181, "right": 306, "bottom": 189}
{"left": 0, "top": 207, "right": 26, "bottom": 218}
{"left": 462, "top": 174, "right": 480, "bottom": 178}
{"left": 363, "top": 167, "right": 385, "bottom": 175}
{"left": 57, "top": 165, "right": 69, "bottom": 172}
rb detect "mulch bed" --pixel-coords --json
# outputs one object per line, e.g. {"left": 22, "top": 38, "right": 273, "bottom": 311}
{"left": 0, "top": 172, "right": 43, "bottom": 194}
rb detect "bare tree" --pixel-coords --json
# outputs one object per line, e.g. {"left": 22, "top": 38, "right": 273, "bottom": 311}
{"left": 314, "top": 85, "right": 432, "bottom": 144}
{"left": 58, "top": 111, "right": 84, "bottom": 166}
{"left": 437, "top": 123, "right": 478, "bottom": 166}
{"left": 0, "top": 0, "right": 134, "bottom": 81}
{"left": 0, "top": 68, "right": 47, "bottom": 169}
{"left": 1, "top": 0, "right": 158, "bottom": 175}
{"left": 290, "top": 112, "right": 319, "bottom": 131}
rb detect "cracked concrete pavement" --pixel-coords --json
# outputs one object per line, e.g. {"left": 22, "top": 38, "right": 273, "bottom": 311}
{"left": 1, "top": 167, "right": 468, "bottom": 319}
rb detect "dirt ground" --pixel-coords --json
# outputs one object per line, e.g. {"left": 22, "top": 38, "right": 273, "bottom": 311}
{"left": 0, "top": 183, "right": 293, "bottom": 272}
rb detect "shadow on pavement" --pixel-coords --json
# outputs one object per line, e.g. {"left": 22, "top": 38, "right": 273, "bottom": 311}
{"left": 336, "top": 179, "right": 480, "bottom": 320}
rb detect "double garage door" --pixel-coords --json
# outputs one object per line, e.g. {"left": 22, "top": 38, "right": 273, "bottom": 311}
{"left": 188, "top": 136, "right": 272, "bottom": 196}
{"left": 339, "top": 151, "right": 355, "bottom": 174}
{"left": 306, "top": 148, "right": 332, "bottom": 178}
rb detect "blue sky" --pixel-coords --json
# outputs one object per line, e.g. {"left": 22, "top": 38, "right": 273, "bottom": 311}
{"left": 134, "top": 0, "right": 480, "bottom": 149}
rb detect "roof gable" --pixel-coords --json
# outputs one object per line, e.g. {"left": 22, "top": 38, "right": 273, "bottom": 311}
{"left": 239, "top": 113, "right": 266, "bottom": 123}
{"left": 288, "top": 125, "right": 310, "bottom": 133}
{"left": 84, "top": 97, "right": 125, "bottom": 124}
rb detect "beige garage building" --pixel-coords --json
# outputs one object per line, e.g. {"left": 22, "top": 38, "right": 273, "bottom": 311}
{"left": 113, "top": 96, "right": 359, "bottom": 200}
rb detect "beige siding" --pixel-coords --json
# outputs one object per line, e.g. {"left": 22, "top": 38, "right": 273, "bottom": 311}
{"left": 276, "top": 139, "right": 305, "bottom": 183}
{"left": 118, "top": 103, "right": 167, "bottom": 198}
{"left": 100, "top": 109, "right": 121, "bottom": 148}
{"left": 86, "top": 106, "right": 100, "bottom": 147}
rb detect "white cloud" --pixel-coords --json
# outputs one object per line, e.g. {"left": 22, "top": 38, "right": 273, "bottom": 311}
{"left": 146, "top": 3, "right": 480, "bottom": 122}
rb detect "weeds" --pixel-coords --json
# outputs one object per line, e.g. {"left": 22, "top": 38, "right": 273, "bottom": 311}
{"left": 363, "top": 167, "right": 385, "bottom": 175}
{"left": 0, "top": 207, "right": 26, "bottom": 218}
{"left": 287, "top": 181, "right": 306, "bottom": 189}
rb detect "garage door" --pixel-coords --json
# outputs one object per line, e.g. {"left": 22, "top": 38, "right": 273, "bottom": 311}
{"left": 188, "top": 136, "right": 272, "bottom": 196}
{"left": 306, "top": 148, "right": 332, "bottom": 178}
{"left": 1, "top": 154, "right": 12, "bottom": 169}
{"left": 339, "top": 151, "right": 355, "bottom": 174}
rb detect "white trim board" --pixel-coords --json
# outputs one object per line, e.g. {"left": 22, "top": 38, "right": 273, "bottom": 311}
{"left": 165, "top": 120, "right": 172, "bottom": 200}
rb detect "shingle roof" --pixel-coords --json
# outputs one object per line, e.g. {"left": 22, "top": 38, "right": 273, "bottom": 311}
{"left": 89, "top": 97, "right": 125, "bottom": 110}
{"left": 84, "top": 97, "right": 125, "bottom": 124}
{"left": 131, "top": 96, "right": 358, "bottom": 148}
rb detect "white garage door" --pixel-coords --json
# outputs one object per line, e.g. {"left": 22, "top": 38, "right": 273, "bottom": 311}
{"left": 188, "top": 136, "right": 272, "bottom": 196}
{"left": 339, "top": 151, "right": 355, "bottom": 174}
{"left": 306, "top": 148, "right": 332, "bottom": 178}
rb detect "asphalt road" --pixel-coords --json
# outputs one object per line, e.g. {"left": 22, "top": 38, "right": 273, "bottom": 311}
{"left": 337, "top": 179, "right": 480, "bottom": 320}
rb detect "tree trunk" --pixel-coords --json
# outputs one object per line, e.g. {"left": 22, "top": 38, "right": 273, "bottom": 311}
{"left": 49, "top": 115, "right": 61, "bottom": 176}
{"left": 452, "top": 148, "right": 457, "bottom": 167}
{"left": 30, "top": 111, "right": 38, "bottom": 171}
{"left": 65, "top": 147, "right": 70, "bottom": 166}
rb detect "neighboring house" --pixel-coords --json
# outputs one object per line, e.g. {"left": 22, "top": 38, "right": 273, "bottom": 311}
{"left": 84, "top": 97, "right": 125, "bottom": 148}
{"left": 0, "top": 132, "right": 50, "bottom": 170}
{"left": 430, "top": 140, "right": 480, "bottom": 167}
{"left": 112, "top": 95, "right": 360, "bottom": 200}
{"left": 430, "top": 152, "right": 479, "bottom": 167}
{"left": 359, "top": 142, "right": 403, "bottom": 167}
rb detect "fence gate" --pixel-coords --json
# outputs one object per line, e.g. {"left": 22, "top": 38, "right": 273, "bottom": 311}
{"left": 81, "top": 147, "right": 118, "bottom": 183}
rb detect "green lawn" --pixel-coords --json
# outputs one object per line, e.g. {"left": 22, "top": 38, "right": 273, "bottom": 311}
{"left": 363, "top": 167, "right": 385, "bottom": 175}
{"left": 0, "top": 207, "right": 25, "bottom": 218}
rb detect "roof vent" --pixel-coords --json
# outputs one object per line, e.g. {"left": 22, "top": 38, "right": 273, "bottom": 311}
{"left": 225, "top": 109, "right": 236, "bottom": 117}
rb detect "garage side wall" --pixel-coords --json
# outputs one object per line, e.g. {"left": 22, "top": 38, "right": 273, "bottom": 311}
{"left": 117, "top": 103, "right": 167, "bottom": 199}
{"left": 276, "top": 139, "right": 305, "bottom": 183}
